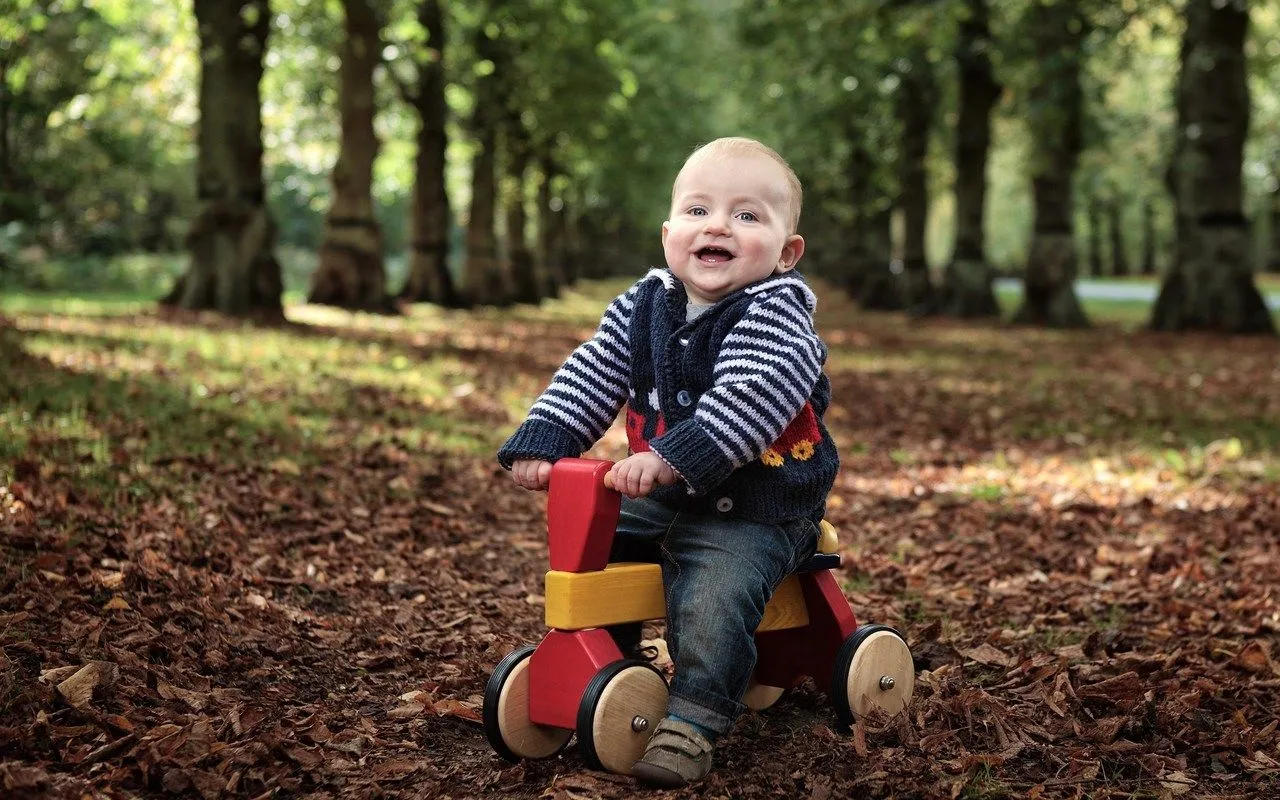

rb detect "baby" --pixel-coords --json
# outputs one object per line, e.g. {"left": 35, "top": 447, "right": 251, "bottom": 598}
{"left": 498, "top": 137, "right": 839, "bottom": 787}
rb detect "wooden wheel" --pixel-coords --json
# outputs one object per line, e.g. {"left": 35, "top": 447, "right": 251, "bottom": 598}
{"left": 576, "top": 660, "right": 669, "bottom": 775}
{"left": 742, "top": 677, "right": 786, "bottom": 711}
{"left": 482, "top": 646, "right": 573, "bottom": 762}
{"left": 831, "top": 624, "right": 915, "bottom": 728}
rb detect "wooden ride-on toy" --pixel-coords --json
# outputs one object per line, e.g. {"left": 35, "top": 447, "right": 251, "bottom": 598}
{"left": 483, "top": 458, "right": 915, "bottom": 775}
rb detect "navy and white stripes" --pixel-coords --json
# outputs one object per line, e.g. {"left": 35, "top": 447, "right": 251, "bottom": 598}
{"left": 695, "top": 289, "right": 824, "bottom": 467}
{"left": 498, "top": 269, "right": 839, "bottom": 523}
{"left": 521, "top": 283, "right": 637, "bottom": 451}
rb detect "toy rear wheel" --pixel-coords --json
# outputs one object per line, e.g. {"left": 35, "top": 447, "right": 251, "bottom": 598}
{"left": 576, "top": 659, "right": 669, "bottom": 775}
{"left": 831, "top": 624, "right": 914, "bottom": 728}
{"left": 483, "top": 646, "right": 573, "bottom": 762}
{"left": 742, "top": 676, "right": 786, "bottom": 711}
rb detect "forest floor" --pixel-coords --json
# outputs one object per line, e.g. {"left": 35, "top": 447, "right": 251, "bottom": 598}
{"left": 2, "top": 282, "right": 1279, "bottom": 799}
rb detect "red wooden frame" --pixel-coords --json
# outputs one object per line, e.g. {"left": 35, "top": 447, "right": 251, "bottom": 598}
{"left": 546, "top": 459, "right": 620, "bottom": 572}
{"left": 527, "top": 628, "right": 623, "bottom": 729}
{"left": 753, "top": 571, "right": 859, "bottom": 688}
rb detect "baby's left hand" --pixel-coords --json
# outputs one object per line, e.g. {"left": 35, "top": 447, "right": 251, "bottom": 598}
{"left": 606, "top": 452, "right": 678, "bottom": 498}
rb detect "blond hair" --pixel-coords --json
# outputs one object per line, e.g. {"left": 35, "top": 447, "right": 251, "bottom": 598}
{"left": 673, "top": 137, "right": 803, "bottom": 233}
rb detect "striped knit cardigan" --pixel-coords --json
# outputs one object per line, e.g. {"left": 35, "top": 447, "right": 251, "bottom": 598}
{"left": 497, "top": 268, "right": 839, "bottom": 523}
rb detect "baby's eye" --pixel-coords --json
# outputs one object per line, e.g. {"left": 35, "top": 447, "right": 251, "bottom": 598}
{"left": 688, "top": 206, "right": 708, "bottom": 216}
{"left": 736, "top": 211, "right": 759, "bottom": 223}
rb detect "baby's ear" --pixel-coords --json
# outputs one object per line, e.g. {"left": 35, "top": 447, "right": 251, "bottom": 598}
{"left": 776, "top": 234, "right": 805, "bottom": 273}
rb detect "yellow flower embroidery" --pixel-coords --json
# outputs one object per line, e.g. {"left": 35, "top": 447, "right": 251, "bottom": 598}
{"left": 761, "top": 448, "right": 784, "bottom": 467}
{"left": 790, "top": 440, "right": 815, "bottom": 461}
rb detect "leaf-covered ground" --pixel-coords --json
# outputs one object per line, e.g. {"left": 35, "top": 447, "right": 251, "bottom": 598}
{"left": 2, "top": 284, "right": 1279, "bottom": 799}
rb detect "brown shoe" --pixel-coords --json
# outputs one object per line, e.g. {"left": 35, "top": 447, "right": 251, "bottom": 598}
{"left": 631, "top": 718, "right": 714, "bottom": 788}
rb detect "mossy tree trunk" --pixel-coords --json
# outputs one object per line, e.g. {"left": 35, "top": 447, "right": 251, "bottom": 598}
{"left": 939, "top": 0, "right": 1000, "bottom": 319}
{"left": 308, "top": 0, "right": 389, "bottom": 312}
{"left": 1012, "top": 0, "right": 1088, "bottom": 328}
{"left": 165, "top": 0, "right": 282, "bottom": 319}
{"left": 896, "top": 48, "right": 935, "bottom": 312}
{"left": 1151, "top": 0, "right": 1273, "bottom": 333}
{"left": 398, "top": 0, "right": 459, "bottom": 306}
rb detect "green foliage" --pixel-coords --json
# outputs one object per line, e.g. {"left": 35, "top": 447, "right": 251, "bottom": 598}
{"left": 5, "top": 0, "right": 1280, "bottom": 295}
{"left": 2, "top": 0, "right": 195, "bottom": 255}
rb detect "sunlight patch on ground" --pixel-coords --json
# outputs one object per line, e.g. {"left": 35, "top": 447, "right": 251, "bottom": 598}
{"left": 837, "top": 441, "right": 1265, "bottom": 521}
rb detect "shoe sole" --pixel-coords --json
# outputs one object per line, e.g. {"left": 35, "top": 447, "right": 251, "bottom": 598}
{"left": 631, "top": 761, "right": 690, "bottom": 789}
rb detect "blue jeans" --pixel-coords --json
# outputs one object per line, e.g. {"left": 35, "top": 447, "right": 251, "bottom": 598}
{"left": 608, "top": 497, "right": 820, "bottom": 735}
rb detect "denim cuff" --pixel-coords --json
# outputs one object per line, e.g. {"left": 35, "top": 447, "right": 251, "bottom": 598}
{"left": 667, "top": 687, "right": 738, "bottom": 736}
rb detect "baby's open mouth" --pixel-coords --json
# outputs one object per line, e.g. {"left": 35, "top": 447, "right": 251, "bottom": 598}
{"left": 696, "top": 246, "right": 734, "bottom": 263}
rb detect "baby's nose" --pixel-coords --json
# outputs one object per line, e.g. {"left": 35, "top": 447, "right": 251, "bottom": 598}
{"left": 702, "top": 213, "right": 731, "bottom": 234}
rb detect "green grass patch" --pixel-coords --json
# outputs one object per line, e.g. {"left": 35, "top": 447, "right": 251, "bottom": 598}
{"left": 959, "top": 765, "right": 1017, "bottom": 799}
{"left": 994, "top": 281, "right": 1280, "bottom": 330}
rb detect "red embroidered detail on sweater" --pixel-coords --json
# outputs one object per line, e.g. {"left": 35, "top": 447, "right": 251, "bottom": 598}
{"left": 626, "top": 405, "right": 666, "bottom": 453}
{"left": 761, "top": 402, "right": 821, "bottom": 466}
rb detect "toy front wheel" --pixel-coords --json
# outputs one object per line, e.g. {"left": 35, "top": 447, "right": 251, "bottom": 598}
{"left": 576, "top": 659, "right": 669, "bottom": 775}
{"left": 483, "top": 646, "right": 573, "bottom": 762}
{"left": 831, "top": 624, "right": 914, "bottom": 728}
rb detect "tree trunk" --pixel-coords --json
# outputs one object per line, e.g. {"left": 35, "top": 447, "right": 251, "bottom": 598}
{"left": 461, "top": 20, "right": 508, "bottom": 306}
{"left": 506, "top": 118, "right": 540, "bottom": 304}
{"left": 140, "top": 189, "right": 177, "bottom": 252}
{"left": 1012, "top": 1, "right": 1088, "bottom": 328}
{"left": 1140, "top": 199, "right": 1157, "bottom": 276}
{"left": 896, "top": 50, "right": 934, "bottom": 312}
{"left": 0, "top": 55, "right": 14, "bottom": 224}
{"left": 164, "top": 0, "right": 282, "bottom": 319}
{"left": 857, "top": 206, "right": 900, "bottom": 311}
{"left": 843, "top": 136, "right": 872, "bottom": 300}
{"left": 1108, "top": 198, "right": 1129, "bottom": 277}
{"left": 574, "top": 212, "right": 605, "bottom": 280}
{"left": 1086, "top": 195, "right": 1105, "bottom": 278}
{"left": 308, "top": 0, "right": 390, "bottom": 312}
{"left": 1267, "top": 166, "right": 1280, "bottom": 274}
{"left": 1151, "top": 0, "right": 1272, "bottom": 333}
{"left": 538, "top": 151, "right": 568, "bottom": 296}
{"left": 398, "top": 0, "right": 459, "bottom": 306}
{"left": 563, "top": 191, "right": 584, "bottom": 285}
{"left": 939, "top": 0, "right": 1000, "bottom": 319}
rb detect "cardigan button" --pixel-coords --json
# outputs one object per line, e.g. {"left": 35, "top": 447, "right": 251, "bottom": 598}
{"left": 676, "top": 390, "right": 692, "bottom": 407}
{"left": 715, "top": 497, "right": 733, "bottom": 513}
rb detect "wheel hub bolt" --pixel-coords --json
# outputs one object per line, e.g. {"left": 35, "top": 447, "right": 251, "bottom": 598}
{"left": 631, "top": 716, "right": 649, "bottom": 732}
{"left": 879, "top": 676, "right": 895, "bottom": 691}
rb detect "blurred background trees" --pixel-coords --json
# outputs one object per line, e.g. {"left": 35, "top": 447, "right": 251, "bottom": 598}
{"left": 2, "top": 0, "right": 1278, "bottom": 332}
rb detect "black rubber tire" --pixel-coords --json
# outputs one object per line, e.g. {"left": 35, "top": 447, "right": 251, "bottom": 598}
{"left": 482, "top": 645, "right": 571, "bottom": 763}
{"left": 576, "top": 658, "right": 667, "bottom": 772}
{"left": 830, "top": 623, "right": 911, "bottom": 729}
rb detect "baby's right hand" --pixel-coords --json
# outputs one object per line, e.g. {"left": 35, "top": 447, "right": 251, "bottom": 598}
{"left": 511, "top": 459, "right": 553, "bottom": 491}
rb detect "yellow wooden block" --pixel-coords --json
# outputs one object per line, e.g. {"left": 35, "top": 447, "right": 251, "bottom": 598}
{"left": 545, "top": 563, "right": 665, "bottom": 630}
{"left": 544, "top": 564, "right": 809, "bottom": 632}
{"left": 759, "top": 575, "right": 808, "bottom": 632}
{"left": 817, "top": 520, "right": 839, "bottom": 554}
